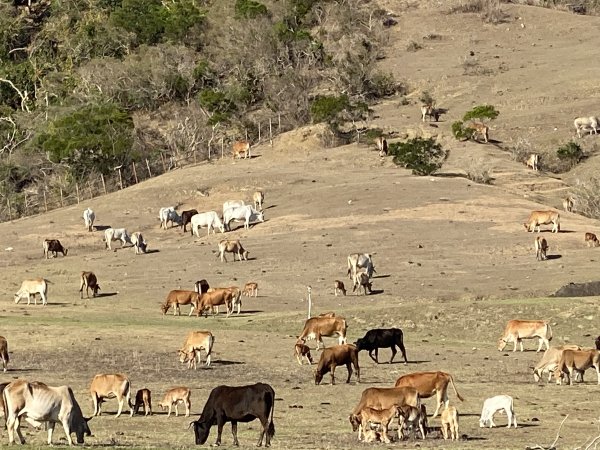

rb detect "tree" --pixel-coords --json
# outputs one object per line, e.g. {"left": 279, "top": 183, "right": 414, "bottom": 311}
{"left": 388, "top": 137, "right": 447, "bottom": 175}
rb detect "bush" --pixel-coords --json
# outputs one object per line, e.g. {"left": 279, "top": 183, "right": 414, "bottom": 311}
{"left": 557, "top": 141, "right": 584, "bottom": 168}
{"left": 420, "top": 91, "right": 435, "bottom": 106}
{"left": 462, "top": 104, "right": 499, "bottom": 122}
{"left": 235, "top": 0, "right": 269, "bottom": 19}
{"left": 388, "top": 137, "right": 447, "bottom": 175}
{"left": 310, "top": 95, "right": 351, "bottom": 124}
{"left": 452, "top": 121, "right": 475, "bottom": 141}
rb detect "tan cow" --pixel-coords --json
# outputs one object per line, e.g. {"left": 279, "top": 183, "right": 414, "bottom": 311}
{"left": 468, "top": 122, "right": 489, "bottom": 143}
{"left": 243, "top": 282, "right": 258, "bottom": 297}
{"left": 533, "top": 345, "right": 582, "bottom": 383}
{"left": 232, "top": 140, "right": 251, "bottom": 159}
{"left": 525, "top": 154, "right": 539, "bottom": 171}
{"left": 133, "top": 388, "right": 152, "bottom": 416}
{"left": 89, "top": 373, "right": 133, "bottom": 417}
{"left": 160, "top": 290, "right": 201, "bottom": 316}
{"left": 14, "top": 278, "right": 50, "bottom": 306}
{"left": 523, "top": 210, "right": 560, "bottom": 233}
{"left": 218, "top": 239, "right": 249, "bottom": 262}
{"left": 294, "top": 341, "right": 313, "bottom": 365}
{"left": 314, "top": 344, "right": 360, "bottom": 385}
{"left": 554, "top": 348, "right": 600, "bottom": 385}
{"left": 0, "top": 335, "right": 9, "bottom": 372}
{"left": 359, "top": 405, "right": 398, "bottom": 443}
{"left": 178, "top": 331, "right": 215, "bottom": 368}
{"left": 375, "top": 136, "right": 388, "bottom": 156}
{"left": 297, "top": 315, "right": 347, "bottom": 350}
{"left": 253, "top": 191, "right": 264, "bottom": 211}
{"left": 158, "top": 387, "right": 191, "bottom": 417}
{"left": 397, "top": 404, "right": 427, "bottom": 440}
{"left": 441, "top": 406, "right": 459, "bottom": 440}
{"left": 535, "top": 236, "right": 548, "bottom": 261}
{"left": 585, "top": 232, "right": 599, "bottom": 247}
{"left": 349, "top": 387, "right": 420, "bottom": 441}
{"left": 394, "top": 371, "right": 464, "bottom": 418}
{"left": 196, "top": 289, "right": 234, "bottom": 317}
{"left": 79, "top": 271, "right": 100, "bottom": 299}
{"left": 498, "top": 319, "right": 552, "bottom": 352}
{"left": 563, "top": 196, "right": 574, "bottom": 212}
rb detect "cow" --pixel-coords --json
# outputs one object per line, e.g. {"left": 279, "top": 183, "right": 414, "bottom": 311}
{"left": 131, "top": 231, "right": 147, "bottom": 254}
{"left": 347, "top": 253, "right": 375, "bottom": 279}
{"left": 83, "top": 207, "right": 95, "bottom": 232}
{"left": 468, "top": 121, "right": 489, "bottom": 143}
{"left": 441, "top": 406, "right": 459, "bottom": 440}
{"left": 243, "top": 282, "right": 258, "bottom": 297}
{"left": 553, "top": 348, "right": 600, "bottom": 385}
{"left": 294, "top": 341, "right": 313, "bottom": 365}
{"left": 196, "top": 289, "right": 234, "bottom": 317}
{"left": 191, "top": 211, "right": 225, "bottom": 237}
{"left": 563, "top": 196, "right": 574, "bottom": 212}
{"left": 498, "top": 319, "right": 552, "bottom": 352}
{"left": 0, "top": 336, "right": 9, "bottom": 372}
{"left": 314, "top": 344, "right": 360, "bottom": 385}
{"left": 158, "top": 206, "right": 181, "bottom": 229}
{"left": 89, "top": 373, "right": 133, "bottom": 417}
{"left": 253, "top": 191, "right": 264, "bottom": 211}
{"left": 397, "top": 404, "right": 427, "bottom": 440}
{"left": 232, "top": 140, "right": 251, "bottom": 159}
{"left": 394, "top": 371, "right": 464, "bottom": 418}
{"left": 160, "top": 290, "right": 201, "bottom": 316}
{"left": 358, "top": 405, "right": 398, "bottom": 443}
{"left": 158, "top": 387, "right": 191, "bottom": 417}
{"left": 479, "top": 395, "right": 517, "bottom": 428}
{"left": 523, "top": 210, "right": 560, "bottom": 233}
{"left": 349, "top": 386, "right": 421, "bottom": 441}
{"left": 297, "top": 315, "right": 347, "bottom": 350}
{"left": 354, "top": 328, "right": 408, "bottom": 365}
{"left": 195, "top": 279, "right": 210, "bottom": 295}
{"left": 192, "top": 383, "right": 275, "bottom": 447}
{"left": 79, "top": 271, "right": 100, "bottom": 299}
{"left": 535, "top": 236, "right": 548, "bottom": 261}
{"left": 375, "top": 136, "right": 388, "bottom": 156}
{"left": 222, "top": 200, "right": 245, "bottom": 217}
{"left": 3, "top": 379, "right": 92, "bottom": 445}
{"left": 218, "top": 239, "right": 249, "bottom": 262}
{"left": 574, "top": 116, "right": 599, "bottom": 138}
{"left": 104, "top": 228, "right": 132, "bottom": 250}
{"left": 178, "top": 331, "right": 215, "bottom": 368}
{"left": 525, "top": 154, "right": 539, "bottom": 171}
{"left": 133, "top": 388, "right": 152, "bottom": 416}
{"left": 223, "top": 205, "right": 264, "bottom": 231}
{"left": 585, "top": 232, "right": 599, "bottom": 247}
{"left": 15, "top": 278, "right": 50, "bottom": 306}
{"left": 334, "top": 280, "right": 346, "bottom": 296}
{"left": 533, "top": 345, "right": 583, "bottom": 383}
{"left": 180, "top": 209, "right": 199, "bottom": 233}
{"left": 420, "top": 104, "right": 439, "bottom": 122}
{"left": 43, "top": 239, "right": 68, "bottom": 259}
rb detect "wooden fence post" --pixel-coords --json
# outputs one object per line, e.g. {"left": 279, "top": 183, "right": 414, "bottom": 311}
{"left": 7, "top": 198, "right": 11, "bottom": 220}
{"left": 101, "top": 174, "right": 107, "bottom": 195}
{"left": 24, "top": 193, "right": 28, "bottom": 215}
{"left": 160, "top": 153, "right": 166, "bottom": 173}
{"left": 88, "top": 181, "right": 93, "bottom": 200}
{"left": 117, "top": 167, "right": 123, "bottom": 190}
{"left": 145, "top": 159, "right": 152, "bottom": 178}
{"left": 258, "top": 122, "right": 261, "bottom": 143}
{"left": 75, "top": 183, "right": 80, "bottom": 204}
{"left": 43, "top": 189, "right": 48, "bottom": 212}
{"left": 221, "top": 137, "right": 224, "bottom": 159}
{"left": 59, "top": 188, "right": 64, "bottom": 207}
{"left": 269, "top": 118, "right": 273, "bottom": 146}
{"left": 132, "top": 162, "right": 138, "bottom": 184}
{"left": 278, "top": 113, "right": 281, "bottom": 131}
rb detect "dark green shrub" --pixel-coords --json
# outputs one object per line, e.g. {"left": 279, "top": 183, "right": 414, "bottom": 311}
{"left": 111, "top": 0, "right": 166, "bottom": 45}
{"left": 310, "top": 95, "right": 351, "bottom": 124}
{"left": 462, "top": 104, "right": 499, "bottom": 122}
{"left": 388, "top": 137, "right": 447, "bottom": 175}
{"left": 557, "top": 141, "right": 584, "bottom": 167}
{"left": 235, "top": 0, "right": 269, "bottom": 19}
{"left": 452, "top": 121, "right": 475, "bottom": 141}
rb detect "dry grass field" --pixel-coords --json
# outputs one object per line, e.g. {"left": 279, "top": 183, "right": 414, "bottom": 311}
{"left": 3, "top": 1, "right": 600, "bottom": 449}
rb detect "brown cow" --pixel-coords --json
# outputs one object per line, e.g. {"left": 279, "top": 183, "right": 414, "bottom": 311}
{"left": 196, "top": 289, "right": 234, "bottom": 317}
{"left": 158, "top": 387, "right": 191, "bottom": 417}
{"left": 523, "top": 210, "right": 560, "bottom": 233}
{"left": 297, "top": 315, "right": 347, "bottom": 350}
{"left": 243, "top": 282, "right": 258, "bottom": 297}
{"left": 314, "top": 344, "right": 360, "bottom": 385}
{"left": 498, "top": 319, "right": 552, "bottom": 352}
{"left": 178, "top": 331, "right": 215, "bottom": 368}
{"left": 359, "top": 405, "right": 398, "bottom": 443}
{"left": 394, "top": 371, "right": 464, "bottom": 418}
{"left": 161, "top": 290, "right": 201, "bottom": 316}
{"left": 334, "top": 280, "right": 346, "bottom": 296}
{"left": 533, "top": 345, "right": 583, "bottom": 383}
{"left": 294, "top": 341, "right": 313, "bottom": 365}
{"left": 585, "top": 232, "right": 600, "bottom": 247}
{"left": 0, "top": 335, "right": 9, "bottom": 372}
{"left": 218, "top": 239, "right": 249, "bottom": 262}
{"left": 79, "top": 271, "right": 100, "bottom": 299}
{"left": 89, "top": 373, "right": 133, "bottom": 417}
{"left": 133, "top": 388, "right": 152, "bottom": 416}
{"left": 232, "top": 140, "right": 251, "bottom": 159}
{"left": 553, "top": 348, "right": 600, "bottom": 385}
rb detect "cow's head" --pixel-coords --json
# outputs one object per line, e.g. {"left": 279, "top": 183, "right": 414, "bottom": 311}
{"left": 256, "top": 211, "right": 265, "bottom": 223}
{"left": 178, "top": 349, "right": 192, "bottom": 364}
{"left": 63, "top": 248, "right": 69, "bottom": 256}
{"left": 523, "top": 223, "right": 530, "bottom": 231}
{"left": 75, "top": 417, "right": 92, "bottom": 444}
{"left": 14, "top": 293, "right": 21, "bottom": 304}
{"left": 349, "top": 414, "right": 361, "bottom": 432}
{"left": 193, "top": 418, "right": 211, "bottom": 445}
{"left": 497, "top": 338, "right": 507, "bottom": 351}
{"left": 160, "top": 304, "right": 169, "bottom": 315}
{"left": 532, "top": 367, "right": 541, "bottom": 383}
{"left": 314, "top": 369, "right": 323, "bottom": 385}
{"left": 92, "top": 284, "right": 101, "bottom": 297}
{"left": 354, "top": 338, "right": 365, "bottom": 351}
{"left": 242, "top": 250, "right": 249, "bottom": 260}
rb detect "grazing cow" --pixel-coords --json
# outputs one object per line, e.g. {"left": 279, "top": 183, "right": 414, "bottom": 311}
{"left": 218, "top": 239, "right": 249, "bottom": 262}
{"left": 0, "top": 336, "right": 9, "bottom": 372}
{"left": 420, "top": 104, "right": 439, "bottom": 122}
{"left": 226, "top": 286, "right": 243, "bottom": 315}
{"left": 297, "top": 315, "right": 347, "bottom": 350}
{"left": 43, "top": 239, "right": 68, "bottom": 259}
{"left": 468, "top": 121, "right": 489, "bottom": 143}
{"left": 158, "top": 387, "right": 191, "bottom": 417}
{"left": 523, "top": 210, "right": 560, "bottom": 233}
{"left": 533, "top": 345, "right": 583, "bottom": 383}
{"left": 178, "top": 331, "right": 215, "bottom": 368}
{"left": 294, "top": 341, "right": 313, "bottom": 365}
{"left": 195, "top": 279, "right": 210, "bottom": 295}
{"left": 347, "top": 253, "right": 375, "bottom": 279}
{"left": 525, "top": 154, "right": 539, "bottom": 171}
{"left": 441, "top": 406, "right": 459, "bottom": 440}
{"left": 83, "top": 207, "right": 95, "bottom": 232}
{"left": 191, "top": 211, "right": 225, "bottom": 237}
{"left": 196, "top": 289, "right": 234, "bottom": 317}
{"left": 15, "top": 278, "right": 50, "bottom": 306}
{"left": 352, "top": 271, "right": 372, "bottom": 295}
{"left": 180, "top": 209, "right": 198, "bottom": 233}
{"left": 131, "top": 232, "right": 147, "bottom": 254}
{"left": 223, "top": 200, "right": 245, "bottom": 217}
{"left": 89, "top": 373, "right": 133, "bottom": 417}
{"left": 158, "top": 206, "right": 181, "bottom": 229}
{"left": 349, "top": 387, "right": 420, "bottom": 441}
{"left": 161, "top": 290, "right": 201, "bottom": 316}
{"left": 498, "top": 319, "right": 552, "bottom": 352}
{"left": 133, "top": 388, "right": 152, "bottom": 416}
{"left": 355, "top": 328, "right": 408, "bottom": 364}
{"left": 253, "top": 191, "right": 264, "bottom": 211}
{"left": 3, "top": 379, "right": 91, "bottom": 445}
{"left": 79, "top": 271, "right": 100, "bottom": 299}
{"left": 104, "top": 228, "right": 132, "bottom": 250}
{"left": 232, "top": 140, "right": 251, "bottom": 159}
{"left": 359, "top": 405, "right": 398, "bottom": 443}
{"left": 334, "top": 280, "right": 346, "bottom": 296}
{"left": 243, "top": 282, "right": 258, "bottom": 297}
{"left": 192, "top": 383, "right": 275, "bottom": 447}
{"left": 376, "top": 136, "right": 388, "bottom": 156}
{"left": 563, "top": 196, "right": 574, "bottom": 212}
{"left": 535, "top": 236, "right": 548, "bottom": 261}
{"left": 585, "top": 232, "right": 599, "bottom": 247}
{"left": 479, "top": 395, "right": 517, "bottom": 428}
{"left": 553, "top": 348, "right": 600, "bottom": 385}
{"left": 314, "top": 344, "right": 360, "bottom": 385}
{"left": 223, "top": 205, "right": 264, "bottom": 231}
{"left": 397, "top": 404, "right": 427, "bottom": 440}
{"left": 574, "top": 116, "right": 599, "bottom": 138}
{"left": 394, "top": 371, "right": 464, "bottom": 418}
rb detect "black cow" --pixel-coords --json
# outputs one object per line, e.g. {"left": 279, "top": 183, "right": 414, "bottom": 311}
{"left": 43, "top": 239, "right": 68, "bottom": 259}
{"left": 195, "top": 279, "right": 210, "bottom": 295}
{"left": 192, "top": 383, "right": 275, "bottom": 447}
{"left": 181, "top": 209, "right": 199, "bottom": 233}
{"left": 595, "top": 335, "right": 600, "bottom": 351}
{"left": 354, "top": 328, "right": 408, "bottom": 364}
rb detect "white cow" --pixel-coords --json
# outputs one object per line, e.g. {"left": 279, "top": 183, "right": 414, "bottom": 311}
{"left": 83, "top": 208, "right": 95, "bottom": 232}
{"left": 479, "top": 395, "right": 517, "bottom": 429}
{"left": 158, "top": 207, "right": 181, "bottom": 229}
{"left": 222, "top": 200, "right": 245, "bottom": 218}
{"left": 131, "top": 232, "right": 147, "bottom": 254}
{"left": 347, "top": 253, "right": 375, "bottom": 280}
{"left": 15, "top": 278, "right": 50, "bottom": 306}
{"left": 104, "top": 228, "right": 132, "bottom": 250}
{"left": 191, "top": 211, "right": 225, "bottom": 237}
{"left": 223, "top": 205, "right": 264, "bottom": 231}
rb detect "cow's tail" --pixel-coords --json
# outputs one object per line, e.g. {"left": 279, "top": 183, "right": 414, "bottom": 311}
{"left": 267, "top": 389, "right": 275, "bottom": 439}
{"left": 2, "top": 387, "right": 9, "bottom": 429}
{"left": 124, "top": 379, "right": 134, "bottom": 410}
{"left": 449, "top": 375, "right": 464, "bottom": 402}
{"left": 546, "top": 321, "right": 553, "bottom": 341}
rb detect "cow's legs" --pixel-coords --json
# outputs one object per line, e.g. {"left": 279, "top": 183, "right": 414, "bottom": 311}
{"left": 441, "top": 423, "right": 449, "bottom": 440}
{"left": 568, "top": 367, "right": 575, "bottom": 386}
{"left": 92, "top": 394, "right": 100, "bottom": 416}
{"left": 536, "top": 338, "right": 544, "bottom": 352}
{"left": 174, "top": 403, "right": 179, "bottom": 417}
{"left": 330, "top": 363, "right": 337, "bottom": 385}
{"left": 389, "top": 346, "right": 396, "bottom": 364}
{"left": 345, "top": 362, "right": 352, "bottom": 383}
{"left": 518, "top": 338, "right": 524, "bottom": 352}
{"left": 506, "top": 408, "right": 513, "bottom": 428}
{"left": 116, "top": 394, "right": 124, "bottom": 417}
{"left": 432, "top": 390, "right": 444, "bottom": 418}
{"left": 185, "top": 399, "right": 190, "bottom": 417}
{"left": 231, "top": 421, "right": 240, "bottom": 446}
{"left": 47, "top": 422, "right": 57, "bottom": 445}
{"left": 215, "top": 416, "right": 225, "bottom": 446}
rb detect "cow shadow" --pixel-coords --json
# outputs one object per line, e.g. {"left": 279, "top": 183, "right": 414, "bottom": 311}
{"left": 237, "top": 310, "right": 264, "bottom": 314}
{"left": 263, "top": 205, "right": 277, "bottom": 211}
{"left": 408, "top": 360, "right": 431, "bottom": 364}
{"left": 93, "top": 225, "right": 111, "bottom": 231}
{"left": 371, "top": 274, "right": 390, "bottom": 279}
{"left": 546, "top": 254, "right": 562, "bottom": 260}
{"left": 212, "top": 359, "right": 245, "bottom": 366}
{"left": 92, "top": 292, "right": 118, "bottom": 298}
{"left": 366, "top": 289, "right": 385, "bottom": 296}
{"left": 144, "top": 249, "right": 160, "bottom": 254}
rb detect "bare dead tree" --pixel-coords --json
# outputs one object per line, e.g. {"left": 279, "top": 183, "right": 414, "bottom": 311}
{"left": 0, "top": 78, "right": 30, "bottom": 112}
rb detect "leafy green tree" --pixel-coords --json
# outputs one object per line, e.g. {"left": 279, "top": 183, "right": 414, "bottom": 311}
{"left": 462, "top": 104, "right": 499, "bottom": 122}
{"left": 388, "top": 137, "right": 447, "bottom": 175}
{"left": 557, "top": 141, "right": 584, "bottom": 168}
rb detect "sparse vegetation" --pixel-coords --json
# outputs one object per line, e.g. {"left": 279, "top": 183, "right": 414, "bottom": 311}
{"left": 407, "top": 40, "right": 423, "bottom": 52}
{"left": 448, "top": 0, "right": 508, "bottom": 23}
{"left": 557, "top": 141, "right": 584, "bottom": 168}
{"left": 452, "top": 105, "right": 499, "bottom": 142}
{"left": 388, "top": 137, "right": 448, "bottom": 175}
{"left": 464, "top": 158, "right": 493, "bottom": 184}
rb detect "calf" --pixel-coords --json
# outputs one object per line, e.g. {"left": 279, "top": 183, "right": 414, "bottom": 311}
{"left": 359, "top": 405, "right": 398, "bottom": 443}
{"left": 79, "top": 271, "right": 101, "bottom": 299}
{"left": 525, "top": 153, "right": 539, "bottom": 171}
{"left": 314, "top": 344, "right": 360, "bottom": 385}
{"left": 554, "top": 348, "right": 600, "bottom": 385}
{"left": 334, "top": 280, "right": 346, "bottom": 296}
{"left": 397, "top": 404, "right": 427, "bottom": 440}
{"left": 563, "top": 196, "right": 574, "bottom": 212}
{"left": 243, "top": 282, "right": 258, "bottom": 297}
{"left": 441, "top": 406, "right": 459, "bottom": 440}
{"left": 498, "top": 319, "right": 552, "bottom": 352}
{"left": 355, "top": 328, "right": 408, "bottom": 364}
{"left": 83, "top": 207, "right": 95, "bottom": 232}
{"left": 133, "top": 388, "right": 152, "bottom": 416}
{"left": 479, "top": 395, "right": 517, "bottom": 428}
{"left": 180, "top": 209, "right": 198, "bottom": 233}
{"left": 468, "top": 121, "right": 489, "bottom": 143}
{"left": 218, "top": 239, "right": 249, "bottom": 262}
{"left": 232, "top": 140, "right": 251, "bottom": 159}
{"left": 158, "top": 387, "right": 191, "bottom": 417}
{"left": 178, "top": 331, "right": 215, "bottom": 368}
{"left": 420, "top": 104, "right": 439, "bottom": 122}
{"left": 43, "top": 239, "right": 68, "bottom": 259}
{"left": 0, "top": 336, "right": 9, "bottom": 372}
{"left": 535, "top": 236, "right": 548, "bottom": 261}
{"left": 585, "top": 232, "right": 599, "bottom": 247}
{"left": 352, "top": 271, "right": 372, "bottom": 295}
{"left": 294, "top": 341, "right": 313, "bottom": 365}
{"left": 253, "top": 191, "right": 264, "bottom": 210}
{"left": 89, "top": 373, "right": 133, "bottom": 417}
